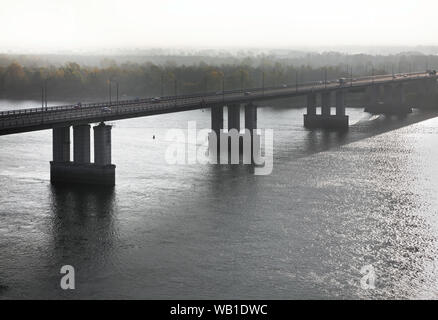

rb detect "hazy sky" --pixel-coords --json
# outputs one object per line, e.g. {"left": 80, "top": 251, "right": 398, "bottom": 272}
{"left": 1, "top": 0, "right": 437, "bottom": 52}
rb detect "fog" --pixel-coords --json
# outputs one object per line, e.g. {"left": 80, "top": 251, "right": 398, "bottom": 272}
{"left": 1, "top": 0, "right": 437, "bottom": 53}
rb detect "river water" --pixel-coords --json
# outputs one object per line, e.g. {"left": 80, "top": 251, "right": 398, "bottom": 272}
{"left": 1, "top": 99, "right": 438, "bottom": 299}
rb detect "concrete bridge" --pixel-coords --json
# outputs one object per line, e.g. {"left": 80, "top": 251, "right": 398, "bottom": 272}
{"left": 0, "top": 71, "right": 436, "bottom": 186}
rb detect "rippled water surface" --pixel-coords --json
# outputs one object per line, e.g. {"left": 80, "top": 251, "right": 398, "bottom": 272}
{"left": 2, "top": 99, "right": 438, "bottom": 299}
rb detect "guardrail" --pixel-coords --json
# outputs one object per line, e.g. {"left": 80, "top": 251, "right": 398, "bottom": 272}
{"left": 0, "top": 72, "right": 434, "bottom": 131}
{"left": 0, "top": 71, "right": 429, "bottom": 118}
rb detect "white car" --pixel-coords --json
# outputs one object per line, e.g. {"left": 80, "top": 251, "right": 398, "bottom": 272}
{"left": 101, "top": 106, "right": 111, "bottom": 113}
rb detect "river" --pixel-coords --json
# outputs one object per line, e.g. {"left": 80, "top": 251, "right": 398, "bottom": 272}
{"left": 1, "top": 99, "right": 438, "bottom": 299}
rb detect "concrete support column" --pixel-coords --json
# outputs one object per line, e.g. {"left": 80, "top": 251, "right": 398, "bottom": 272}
{"left": 244, "top": 103, "right": 258, "bottom": 164}
{"left": 73, "top": 124, "right": 90, "bottom": 163}
{"left": 384, "top": 84, "right": 393, "bottom": 106}
{"left": 424, "top": 78, "right": 437, "bottom": 95}
{"left": 211, "top": 106, "right": 224, "bottom": 156}
{"left": 52, "top": 126, "right": 70, "bottom": 162}
{"left": 227, "top": 104, "right": 240, "bottom": 132}
{"left": 321, "top": 91, "right": 331, "bottom": 116}
{"left": 211, "top": 106, "right": 224, "bottom": 136}
{"left": 367, "top": 85, "right": 380, "bottom": 106}
{"left": 306, "top": 92, "right": 316, "bottom": 115}
{"left": 94, "top": 123, "right": 112, "bottom": 165}
{"left": 335, "top": 90, "right": 345, "bottom": 116}
{"left": 393, "top": 83, "right": 406, "bottom": 106}
{"left": 244, "top": 103, "right": 257, "bottom": 134}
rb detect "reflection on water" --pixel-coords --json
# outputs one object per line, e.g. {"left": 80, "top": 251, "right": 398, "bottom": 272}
{"left": 2, "top": 100, "right": 438, "bottom": 299}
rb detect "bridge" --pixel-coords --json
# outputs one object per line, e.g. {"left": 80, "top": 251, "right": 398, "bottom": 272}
{"left": 0, "top": 71, "right": 436, "bottom": 185}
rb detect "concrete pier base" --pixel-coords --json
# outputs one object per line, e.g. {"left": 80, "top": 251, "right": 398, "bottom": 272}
{"left": 50, "top": 161, "right": 115, "bottom": 186}
{"left": 304, "top": 114, "right": 349, "bottom": 130}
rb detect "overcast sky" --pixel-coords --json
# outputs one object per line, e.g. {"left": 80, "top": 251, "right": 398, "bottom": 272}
{"left": 1, "top": 0, "right": 437, "bottom": 52}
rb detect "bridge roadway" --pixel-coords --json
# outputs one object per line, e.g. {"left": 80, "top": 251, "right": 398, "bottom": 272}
{"left": 0, "top": 71, "right": 434, "bottom": 135}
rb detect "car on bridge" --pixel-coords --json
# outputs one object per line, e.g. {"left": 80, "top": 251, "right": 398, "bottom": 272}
{"left": 244, "top": 92, "right": 251, "bottom": 96}
{"left": 101, "top": 106, "right": 111, "bottom": 113}
{"left": 338, "top": 78, "right": 347, "bottom": 86}
{"left": 152, "top": 97, "right": 161, "bottom": 103}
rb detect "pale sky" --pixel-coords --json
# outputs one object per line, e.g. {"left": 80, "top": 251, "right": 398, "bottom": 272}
{"left": 1, "top": 0, "right": 437, "bottom": 52}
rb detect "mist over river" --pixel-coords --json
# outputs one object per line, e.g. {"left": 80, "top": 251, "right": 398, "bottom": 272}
{"left": 2, "top": 99, "right": 438, "bottom": 299}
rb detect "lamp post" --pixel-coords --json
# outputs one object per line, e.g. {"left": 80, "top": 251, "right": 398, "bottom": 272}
{"left": 241, "top": 69, "right": 244, "bottom": 92}
{"left": 350, "top": 66, "right": 353, "bottom": 87}
{"left": 161, "top": 71, "right": 164, "bottom": 97}
{"left": 41, "top": 85, "right": 45, "bottom": 110}
{"left": 222, "top": 72, "right": 225, "bottom": 102}
{"left": 296, "top": 70, "right": 298, "bottom": 92}
{"left": 44, "top": 79, "right": 48, "bottom": 110}
{"left": 109, "top": 79, "right": 119, "bottom": 105}
{"left": 174, "top": 79, "right": 177, "bottom": 106}
{"left": 108, "top": 80, "right": 111, "bottom": 105}
{"left": 262, "top": 69, "right": 265, "bottom": 96}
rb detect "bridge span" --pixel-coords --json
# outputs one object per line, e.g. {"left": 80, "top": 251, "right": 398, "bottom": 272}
{"left": 0, "top": 72, "right": 437, "bottom": 185}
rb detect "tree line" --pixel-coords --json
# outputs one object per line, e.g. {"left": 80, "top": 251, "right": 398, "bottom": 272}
{"left": 0, "top": 52, "right": 432, "bottom": 101}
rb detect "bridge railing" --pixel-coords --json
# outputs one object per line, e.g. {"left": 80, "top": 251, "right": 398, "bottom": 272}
{"left": 0, "top": 72, "right": 433, "bottom": 126}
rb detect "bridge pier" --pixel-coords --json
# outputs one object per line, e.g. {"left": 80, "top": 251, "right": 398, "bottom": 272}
{"left": 244, "top": 102, "right": 257, "bottom": 134}
{"left": 321, "top": 91, "right": 331, "bottom": 116}
{"left": 365, "top": 83, "right": 411, "bottom": 114}
{"left": 52, "top": 126, "right": 70, "bottom": 162}
{"left": 366, "top": 85, "right": 380, "bottom": 107}
{"left": 304, "top": 90, "right": 349, "bottom": 130}
{"left": 306, "top": 92, "right": 317, "bottom": 116}
{"left": 418, "top": 78, "right": 437, "bottom": 108}
{"left": 393, "top": 83, "right": 407, "bottom": 108}
{"left": 50, "top": 123, "right": 115, "bottom": 186}
{"left": 244, "top": 103, "right": 260, "bottom": 162}
{"left": 227, "top": 104, "right": 241, "bottom": 132}
{"left": 73, "top": 124, "right": 91, "bottom": 163}
{"left": 209, "top": 103, "right": 259, "bottom": 163}
{"left": 210, "top": 105, "right": 224, "bottom": 156}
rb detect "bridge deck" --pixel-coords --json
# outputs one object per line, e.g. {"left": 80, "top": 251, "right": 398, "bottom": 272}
{"left": 0, "top": 72, "right": 434, "bottom": 135}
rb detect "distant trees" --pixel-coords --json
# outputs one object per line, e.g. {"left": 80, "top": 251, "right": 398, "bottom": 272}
{"left": 0, "top": 51, "right": 437, "bottom": 101}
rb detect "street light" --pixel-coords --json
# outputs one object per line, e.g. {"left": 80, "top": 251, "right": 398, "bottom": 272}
{"left": 109, "top": 79, "right": 119, "bottom": 105}
{"left": 350, "top": 66, "right": 353, "bottom": 87}
{"left": 296, "top": 70, "right": 298, "bottom": 92}
{"left": 44, "top": 79, "right": 48, "bottom": 110}
{"left": 262, "top": 69, "right": 265, "bottom": 96}
{"left": 41, "top": 78, "right": 49, "bottom": 112}
{"left": 108, "top": 80, "right": 111, "bottom": 105}
{"left": 240, "top": 69, "right": 244, "bottom": 91}
{"left": 221, "top": 71, "right": 225, "bottom": 102}
{"left": 174, "top": 79, "right": 177, "bottom": 106}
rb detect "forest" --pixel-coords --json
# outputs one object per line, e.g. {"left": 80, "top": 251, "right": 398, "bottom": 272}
{"left": 0, "top": 51, "right": 436, "bottom": 101}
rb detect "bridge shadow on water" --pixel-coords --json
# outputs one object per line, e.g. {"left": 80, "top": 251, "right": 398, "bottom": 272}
{"left": 294, "top": 109, "right": 438, "bottom": 161}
